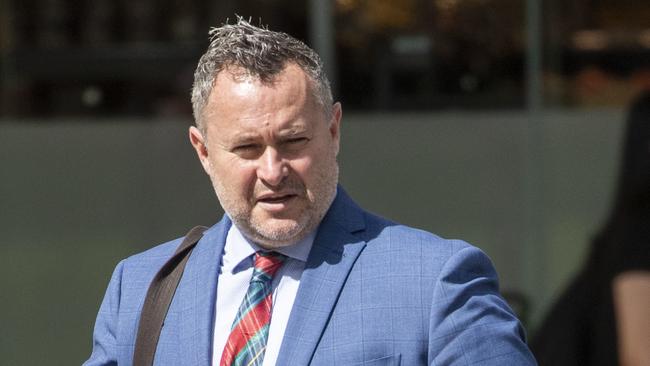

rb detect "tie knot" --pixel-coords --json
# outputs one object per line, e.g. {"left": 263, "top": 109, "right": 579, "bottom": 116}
{"left": 251, "top": 251, "right": 286, "bottom": 283}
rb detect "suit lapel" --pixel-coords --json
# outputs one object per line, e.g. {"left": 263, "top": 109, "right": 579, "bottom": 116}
{"left": 276, "top": 189, "right": 367, "bottom": 365}
{"left": 176, "top": 216, "right": 231, "bottom": 365}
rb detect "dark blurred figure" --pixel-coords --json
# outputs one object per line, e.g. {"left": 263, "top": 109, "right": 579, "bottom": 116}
{"left": 532, "top": 91, "right": 650, "bottom": 366}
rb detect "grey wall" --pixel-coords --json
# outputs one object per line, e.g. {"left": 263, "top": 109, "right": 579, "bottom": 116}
{"left": 0, "top": 109, "right": 625, "bottom": 364}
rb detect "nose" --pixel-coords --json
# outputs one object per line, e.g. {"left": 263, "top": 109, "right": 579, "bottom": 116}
{"left": 257, "top": 146, "right": 288, "bottom": 187}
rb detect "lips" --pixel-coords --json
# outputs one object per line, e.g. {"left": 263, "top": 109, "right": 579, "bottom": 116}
{"left": 256, "top": 193, "right": 297, "bottom": 204}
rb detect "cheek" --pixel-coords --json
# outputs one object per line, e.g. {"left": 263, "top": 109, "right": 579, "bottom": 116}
{"left": 212, "top": 158, "right": 257, "bottom": 193}
{"left": 289, "top": 155, "right": 315, "bottom": 181}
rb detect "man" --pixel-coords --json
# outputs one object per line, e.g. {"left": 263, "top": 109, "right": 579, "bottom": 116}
{"left": 85, "top": 19, "right": 536, "bottom": 365}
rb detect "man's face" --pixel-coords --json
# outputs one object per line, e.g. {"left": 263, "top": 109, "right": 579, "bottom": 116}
{"left": 189, "top": 64, "right": 342, "bottom": 249}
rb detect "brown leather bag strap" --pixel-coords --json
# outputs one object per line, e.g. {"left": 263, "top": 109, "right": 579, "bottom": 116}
{"left": 133, "top": 225, "right": 208, "bottom": 366}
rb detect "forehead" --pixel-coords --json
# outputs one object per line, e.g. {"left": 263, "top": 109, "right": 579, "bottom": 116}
{"left": 203, "top": 64, "right": 322, "bottom": 132}
{"left": 212, "top": 64, "right": 313, "bottom": 103}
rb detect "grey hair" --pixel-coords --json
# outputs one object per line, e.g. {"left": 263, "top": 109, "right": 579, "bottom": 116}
{"left": 191, "top": 18, "right": 333, "bottom": 132}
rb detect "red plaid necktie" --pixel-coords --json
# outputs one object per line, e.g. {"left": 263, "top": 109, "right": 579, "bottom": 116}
{"left": 219, "top": 251, "right": 286, "bottom": 366}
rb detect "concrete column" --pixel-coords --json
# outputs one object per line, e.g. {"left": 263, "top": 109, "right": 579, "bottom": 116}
{"left": 308, "top": 0, "right": 338, "bottom": 98}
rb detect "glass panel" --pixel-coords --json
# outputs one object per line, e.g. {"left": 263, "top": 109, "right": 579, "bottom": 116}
{"left": 543, "top": 0, "right": 650, "bottom": 107}
{"left": 0, "top": 0, "right": 308, "bottom": 117}
{"left": 335, "top": 0, "right": 526, "bottom": 109}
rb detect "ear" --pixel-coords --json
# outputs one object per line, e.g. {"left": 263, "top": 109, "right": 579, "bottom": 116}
{"left": 189, "top": 126, "right": 212, "bottom": 175}
{"left": 329, "top": 102, "right": 342, "bottom": 156}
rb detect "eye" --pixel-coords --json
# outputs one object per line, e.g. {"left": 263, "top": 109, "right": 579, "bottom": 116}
{"left": 234, "top": 143, "right": 257, "bottom": 150}
{"left": 232, "top": 143, "right": 262, "bottom": 158}
{"left": 283, "top": 137, "right": 309, "bottom": 147}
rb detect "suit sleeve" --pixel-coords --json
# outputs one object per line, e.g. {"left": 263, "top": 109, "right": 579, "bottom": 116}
{"left": 82, "top": 260, "right": 125, "bottom": 366}
{"left": 427, "top": 245, "right": 537, "bottom": 365}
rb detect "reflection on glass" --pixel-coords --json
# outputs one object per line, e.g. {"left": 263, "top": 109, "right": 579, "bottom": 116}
{"left": 1, "top": 0, "right": 649, "bottom": 117}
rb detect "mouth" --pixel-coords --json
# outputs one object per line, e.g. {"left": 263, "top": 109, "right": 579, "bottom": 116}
{"left": 256, "top": 193, "right": 298, "bottom": 205}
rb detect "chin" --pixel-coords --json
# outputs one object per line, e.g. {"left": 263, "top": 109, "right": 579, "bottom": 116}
{"left": 256, "top": 224, "right": 305, "bottom": 246}
{"left": 247, "top": 218, "right": 311, "bottom": 248}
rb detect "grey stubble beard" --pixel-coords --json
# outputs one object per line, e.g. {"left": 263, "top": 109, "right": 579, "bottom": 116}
{"left": 213, "top": 160, "right": 338, "bottom": 249}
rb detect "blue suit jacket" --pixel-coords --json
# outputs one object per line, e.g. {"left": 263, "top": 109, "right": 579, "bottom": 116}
{"left": 85, "top": 188, "right": 536, "bottom": 365}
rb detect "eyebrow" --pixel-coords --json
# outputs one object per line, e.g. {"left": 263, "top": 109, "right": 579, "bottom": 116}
{"left": 278, "top": 126, "right": 308, "bottom": 137}
{"left": 228, "top": 133, "right": 261, "bottom": 148}
{"left": 228, "top": 121, "right": 309, "bottom": 144}
{"left": 232, "top": 132, "right": 259, "bottom": 141}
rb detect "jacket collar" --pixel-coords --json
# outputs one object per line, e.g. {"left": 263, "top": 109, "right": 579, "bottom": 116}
{"left": 276, "top": 187, "right": 368, "bottom": 365}
{"left": 177, "top": 186, "right": 367, "bottom": 365}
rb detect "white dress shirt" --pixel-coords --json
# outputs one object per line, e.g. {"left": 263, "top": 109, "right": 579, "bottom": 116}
{"left": 211, "top": 223, "right": 315, "bottom": 366}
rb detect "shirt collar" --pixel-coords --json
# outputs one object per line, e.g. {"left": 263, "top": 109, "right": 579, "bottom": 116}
{"left": 223, "top": 222, "right": 316, "bottom": 274}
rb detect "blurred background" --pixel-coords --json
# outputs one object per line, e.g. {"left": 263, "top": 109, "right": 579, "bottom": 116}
{"left": 1, "top": 0, "right": 649, "bottom": 364}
